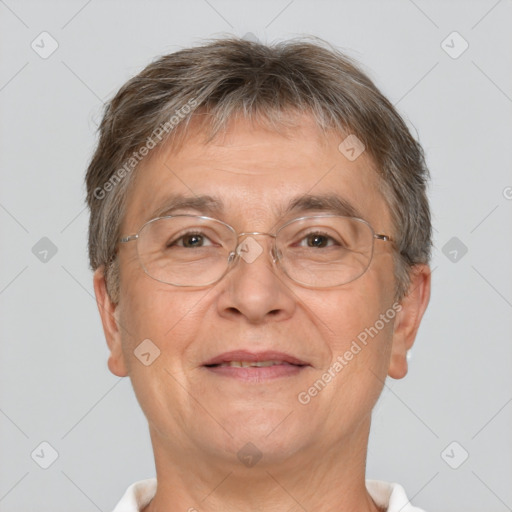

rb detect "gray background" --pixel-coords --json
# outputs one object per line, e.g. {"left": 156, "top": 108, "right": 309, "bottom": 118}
{"left": 1, "top": 0, "right": 511, "bottom": 510}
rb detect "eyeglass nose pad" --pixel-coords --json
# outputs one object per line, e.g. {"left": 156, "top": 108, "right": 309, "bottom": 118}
{"left": 272, "top": 246, "right": 282, "bottom": 263}
{"left": 230, "top": 241, "right": 279, "bottom": 266}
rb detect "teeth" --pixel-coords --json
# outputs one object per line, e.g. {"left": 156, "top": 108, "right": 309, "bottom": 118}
{"left": 219, "top": 360, "right": 288, "bottom": 368}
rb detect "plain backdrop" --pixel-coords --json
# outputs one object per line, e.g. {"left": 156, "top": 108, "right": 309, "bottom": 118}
{"left": 1, "top": 1, "right": 511, "bottom": 511}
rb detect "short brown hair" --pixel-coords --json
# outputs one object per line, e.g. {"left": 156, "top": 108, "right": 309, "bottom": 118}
{"left": 86, "top": 37, "right": 431, "bottom": 302}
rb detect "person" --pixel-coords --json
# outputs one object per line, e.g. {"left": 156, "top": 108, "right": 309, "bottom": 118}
{"left": 86, "top": 37, "right": 432, "bottom": 512}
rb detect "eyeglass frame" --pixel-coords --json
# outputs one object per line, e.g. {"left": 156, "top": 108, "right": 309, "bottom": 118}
{"left": 118, "top": 214, "right": 394, "bottom": 288}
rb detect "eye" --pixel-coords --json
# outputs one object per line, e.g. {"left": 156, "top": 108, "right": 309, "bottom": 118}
{"left": 168, "top": 231, "right": 215, "bottom": 248}
{"left": 298, "top": 231, "right": 339, "bottom": 248}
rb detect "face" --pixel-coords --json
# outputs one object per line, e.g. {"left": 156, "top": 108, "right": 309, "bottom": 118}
{"left": 95, "top": 114, "right": 430, "bottom": 471}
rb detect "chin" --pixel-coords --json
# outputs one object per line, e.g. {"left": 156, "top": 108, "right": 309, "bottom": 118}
{"left": 217, "top": 410, "right": 313, "bottom": 457}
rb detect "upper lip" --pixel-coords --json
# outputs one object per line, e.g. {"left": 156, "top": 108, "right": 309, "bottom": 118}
{"left": 203, "top": 350, "right": 309, "bottom": 367}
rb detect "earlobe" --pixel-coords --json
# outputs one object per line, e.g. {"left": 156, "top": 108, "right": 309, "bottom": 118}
{"left": 388, "top": 264, "right": 431, "bottom": 379}
{"left": 93, "top": 267, "right": 129, "bottom": 377}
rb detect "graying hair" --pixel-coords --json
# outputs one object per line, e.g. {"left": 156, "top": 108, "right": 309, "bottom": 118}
{"left": 86, "top": 37, "right": 432, "bottom": 303}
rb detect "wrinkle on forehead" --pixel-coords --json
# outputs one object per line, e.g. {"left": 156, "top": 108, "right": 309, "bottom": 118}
{"left": 123, "top": 115, "right": 391, "bottom": 237}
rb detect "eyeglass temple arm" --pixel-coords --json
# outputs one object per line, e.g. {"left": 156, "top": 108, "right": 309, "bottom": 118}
{"left": 374, "top": 233, "right": 392, "bottom": 242}
{"left": 119, "top": 234, "right": 138, "bottom": 243}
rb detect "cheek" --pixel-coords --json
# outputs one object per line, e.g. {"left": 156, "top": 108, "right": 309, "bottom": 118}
{"left": 303, "top": 264, "right": 397, "bottom": 390}
{"left": 311, "top": 280, "right": 393, "bottom": 354}
{"left": 116, "top": 281, "right": 210, "bottom": 428}
{"left": 302, "top": 288, "right": 396, "bottom": 429}
{"left": 117, "top": 268, "right": 208, "bottom": 371}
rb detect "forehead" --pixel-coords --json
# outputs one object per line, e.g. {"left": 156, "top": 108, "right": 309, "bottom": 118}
{"left": 122, "top": 114, "right": 391, "bottom": 233}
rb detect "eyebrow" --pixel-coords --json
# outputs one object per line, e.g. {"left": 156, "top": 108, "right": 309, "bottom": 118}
{"left": 285, "top": 194, "right": 363, "bottom": 220}
{"left": 149, "top": 194, "right": 224, "bottom": 219}
{"left": 148, "top": 193, "right": 364, "bottom": 223}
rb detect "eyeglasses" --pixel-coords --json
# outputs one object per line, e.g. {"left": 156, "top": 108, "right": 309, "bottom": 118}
{"left": 119, "top": 214, "right": 393, "bottom": 288}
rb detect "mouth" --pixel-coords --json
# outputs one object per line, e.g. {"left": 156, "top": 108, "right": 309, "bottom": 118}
{"left": 203, "top": 350, "right": 310, "bottom": 381}
{"left": 213, "top": 360, "right": 296, "bottom": 368}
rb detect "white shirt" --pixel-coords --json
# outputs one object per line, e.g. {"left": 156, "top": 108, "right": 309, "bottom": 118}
{"left": 112, "top": 478, "right": 426, "bottom": 511}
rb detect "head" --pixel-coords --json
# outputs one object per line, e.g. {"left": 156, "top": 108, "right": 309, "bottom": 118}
{"left": 86, "top": 37, "right": 431, "bottom": 471}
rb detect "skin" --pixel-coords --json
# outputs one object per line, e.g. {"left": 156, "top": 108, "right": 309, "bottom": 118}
{"left": 94, "top": 114, "right": 430, "bottom": 512}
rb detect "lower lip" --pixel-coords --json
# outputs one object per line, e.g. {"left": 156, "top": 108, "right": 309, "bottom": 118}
{"left": 204, "top": 364, "right": 307, "bottom": 381}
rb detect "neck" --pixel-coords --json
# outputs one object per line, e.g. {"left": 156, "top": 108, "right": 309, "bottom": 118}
{"left": 142, "top": 419, "right": 383, "bottom": 512}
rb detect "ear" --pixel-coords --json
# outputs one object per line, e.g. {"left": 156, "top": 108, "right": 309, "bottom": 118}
{"left": 93, "top": 267, "right": 129, "bottom": 377}
{"left": 388, "top": 264, "right": 431, "bottom": 379}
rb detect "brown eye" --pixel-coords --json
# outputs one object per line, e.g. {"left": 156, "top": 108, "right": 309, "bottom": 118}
{"left": 306, "top": 234, "right": 330, "bottom": 248}
{"left": 298, "top": 231, "right": 338, "bottom": 248}
{"left": 167, "top": 232, "right": 213, "bottom": 248}
{"left": 181, "top": 234, "right": 205, "bottom": 248}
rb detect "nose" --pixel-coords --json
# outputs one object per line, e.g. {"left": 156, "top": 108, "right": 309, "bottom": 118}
{"left": 215, "top": 234, "right": 296, "bottom": 324}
